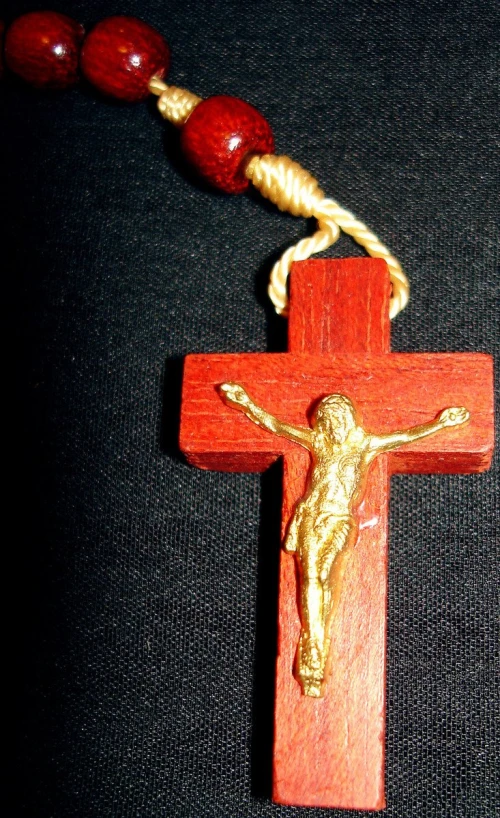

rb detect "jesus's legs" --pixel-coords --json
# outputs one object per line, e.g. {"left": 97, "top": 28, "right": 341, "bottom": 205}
{"left": 297, "top": 575, "right": 325, "bottom": 695}
{"left": 296, "top": 517, "right": 355, "bottom": 696}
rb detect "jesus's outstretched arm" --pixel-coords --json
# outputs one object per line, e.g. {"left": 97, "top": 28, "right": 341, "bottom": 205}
{"left": 369, "top": 406, "right": 469, "bottom": 454}
{"left": 219, "top": 382, "right": 314, "bottom": 450}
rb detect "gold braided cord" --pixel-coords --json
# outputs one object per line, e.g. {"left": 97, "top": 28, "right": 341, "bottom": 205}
{"left": 245, "top": 154, "right": 409, "bottom": 318}
{"left": 149, "top": 78, "right": 409, "bottom": 318}
{"left": 148, "top": 77, "right": 202, "bottom": 126}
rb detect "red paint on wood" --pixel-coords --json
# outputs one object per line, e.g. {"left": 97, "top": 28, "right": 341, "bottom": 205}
{"left": 288, "top": 257, "right": 391, "bottom": 354}
{"left": 275, "top": 455, "right": 390, "bottom": 809}
{"left": 181, "top": 352, "right": 493, "bottom": 474}
{"left": 179, "top": 258, "right": 494, "bottom": 809}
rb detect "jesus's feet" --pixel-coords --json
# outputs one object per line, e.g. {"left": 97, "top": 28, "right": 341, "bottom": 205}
{"left": 302, "top": 678, "right": 323, "bottom": 697}
{"left": 297, "top": 637, "right": 325, "bottom": 697}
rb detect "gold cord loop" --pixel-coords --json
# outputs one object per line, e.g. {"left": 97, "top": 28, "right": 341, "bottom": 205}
{"left": 246, "top": 154, "right": 409, "bottom": 318}
{"left": 149, "top": 78, "right": 410, "bottom": 319}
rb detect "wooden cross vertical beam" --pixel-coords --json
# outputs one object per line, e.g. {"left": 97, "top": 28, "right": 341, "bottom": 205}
{"left": 274, "top": 260, "right": 392, "bottom": 809}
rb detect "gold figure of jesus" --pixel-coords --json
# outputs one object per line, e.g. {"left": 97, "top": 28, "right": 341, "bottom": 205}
{"left": 219, "top": 382, "right": 469, "bottom": 698}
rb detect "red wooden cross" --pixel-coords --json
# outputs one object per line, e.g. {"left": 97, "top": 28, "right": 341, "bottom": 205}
{"left": 180, "top": 258, "right": 494, "bottom": 810}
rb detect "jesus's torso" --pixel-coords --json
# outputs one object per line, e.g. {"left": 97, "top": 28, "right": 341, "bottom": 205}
{"left": 302, "top": 430, "right": 373, "bottom": 518}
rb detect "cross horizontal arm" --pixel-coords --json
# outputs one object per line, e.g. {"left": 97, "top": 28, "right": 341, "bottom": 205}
{"left": 180, "top": 352, "right": 493, "bottom": 473}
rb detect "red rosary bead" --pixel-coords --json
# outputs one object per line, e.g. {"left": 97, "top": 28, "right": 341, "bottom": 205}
{"left": 4, "top": 11, "right": 84, "bottom": 89}
{"left": 80, "top": 16, "right": 170, "bottom": 102}
{"left": 180, "top": 96, "right": 275, "bottom": 194}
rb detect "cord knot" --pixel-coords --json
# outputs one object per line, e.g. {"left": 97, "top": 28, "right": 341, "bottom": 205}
{"left": 149, "top": 77, "right": 202, "bottom": 126}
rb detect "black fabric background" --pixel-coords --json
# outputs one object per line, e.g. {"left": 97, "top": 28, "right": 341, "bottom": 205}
{"left": 3, "top": 1, "right": 499, "bottom": 816}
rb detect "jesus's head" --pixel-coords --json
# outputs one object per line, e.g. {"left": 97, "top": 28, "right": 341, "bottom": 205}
{"left": 313, "top": 394, "right": 357, "bottom": 442}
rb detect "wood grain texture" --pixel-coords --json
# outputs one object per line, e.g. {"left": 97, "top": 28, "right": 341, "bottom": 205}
{"left": 180, "top": 352, "right": 494, "bottom": 474}
{"left": 179, "top": 258, "right": 494, "bottom": 809}
{"left": 275, "top": 455, "right": 389, "bottom": 809}
{"left": 288, "top": 258, "right": 391, "bottom": 355}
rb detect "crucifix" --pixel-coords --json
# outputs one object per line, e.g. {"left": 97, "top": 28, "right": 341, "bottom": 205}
{"left": 180, "top": 257, "right": 494, "bottom": 810}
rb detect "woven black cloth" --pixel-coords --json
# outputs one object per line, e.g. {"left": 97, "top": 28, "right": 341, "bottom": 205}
{"left": 3, "top": 1, "right": 499, "bottom": 816}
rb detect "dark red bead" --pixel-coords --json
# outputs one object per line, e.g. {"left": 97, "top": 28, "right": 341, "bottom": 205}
{"left": 4, "top": 11, "right": 84, "bottom": 89}
{"left": 80, "top": 16, "right": 170, "bottom": 102}
{"left": 180, "top": 96, "right": 275, "bottom": 194}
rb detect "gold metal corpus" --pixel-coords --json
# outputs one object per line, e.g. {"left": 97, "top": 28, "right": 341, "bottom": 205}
{"left": 219, "top": 383, "right": 469, "bottom": 697}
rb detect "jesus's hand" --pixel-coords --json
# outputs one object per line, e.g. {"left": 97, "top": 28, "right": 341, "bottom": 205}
{"left": 219, "top": 382, "right": 251, "bottom": 408}
{"left": 438, "top": 407, "right": 470, "bottom": 427}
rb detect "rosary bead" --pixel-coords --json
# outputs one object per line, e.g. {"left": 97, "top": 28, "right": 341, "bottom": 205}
{"left": 4, "top": 11, "right": 84, "bottom": 89}
{"left": 180, "top": 96, "right": 275, "bottom": 194}
{"left": 80, "top": 16, "right": 170, "bottom": 102}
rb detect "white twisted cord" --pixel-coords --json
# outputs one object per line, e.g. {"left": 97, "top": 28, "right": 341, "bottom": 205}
{"left": 246, "top": 154, "right": 409, "bottom": 318}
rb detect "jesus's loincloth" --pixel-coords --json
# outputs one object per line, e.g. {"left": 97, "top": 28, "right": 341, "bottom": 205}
{"left": 284, "top": 501, "right": 355, "bottom": 564}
